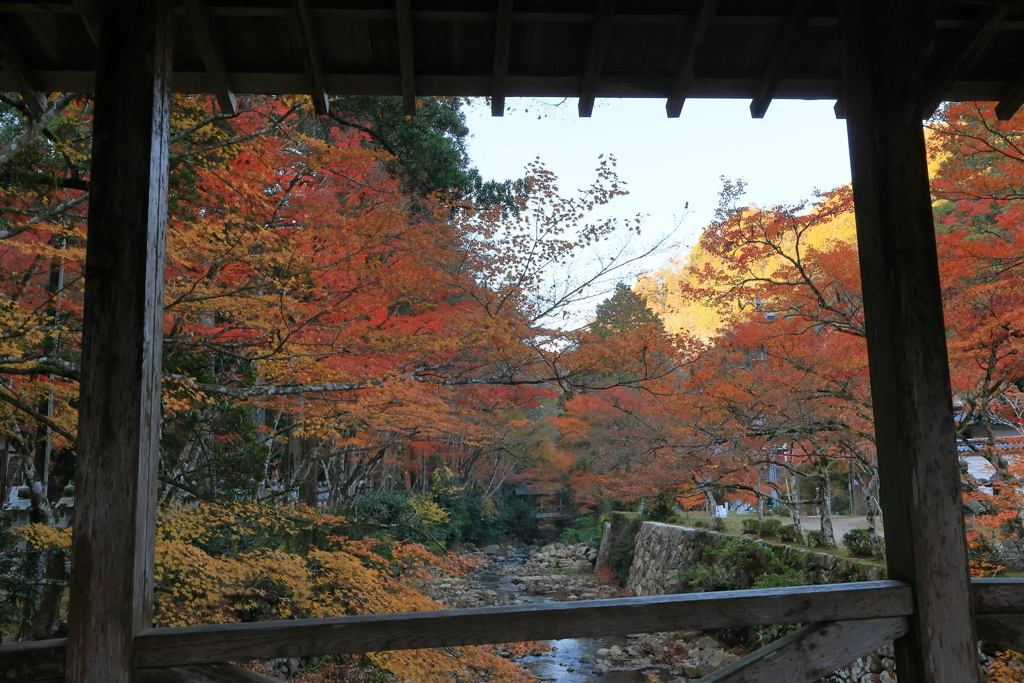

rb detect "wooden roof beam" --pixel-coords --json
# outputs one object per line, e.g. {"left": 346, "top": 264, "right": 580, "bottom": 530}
{"left": 71, "top": 0, "right": 100, "bottom": 46}
{"left": 922, "top": 5, "right": 1008, "bottom": 118}
{"left": 665, "top": 0, "right": 717, "bottom": 118}
{"left": 183, "top": 0, "right": 237, "bottom": 116}
{"left": 396, "top": 0, "right": 417, "bottom": 117}
{"left": 291, "top": 0, "right": 329, "bottom": 116}
{"left": 578, "top": 0, "right": 615, "bottom": 117}
{"left": 749, "top": 0, "right": 812, "bottom": 119}
{"left": 0, "top": 23, "right": 47, "bottom": 117}
{"left": 490, "top": 0, "right": 513, "bottom": 116}
{"left": 997, "top": 71, "right": 1024, "bottom": 121}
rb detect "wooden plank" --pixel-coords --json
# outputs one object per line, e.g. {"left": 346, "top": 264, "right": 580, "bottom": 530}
{"left": 837, "top": 2, "right": 981, "bottom": 682}
{"left": 702, "top": 617, "right": 909, "bottom": 683}
{"left": 996, "top": 69, "right": 1024, "bottom": 121}
{"left": 395, "top": 0, "right": 416, "bottom": 117}
{"left": 137, "top": 663, "right": 281, "bottom": 683}
{"left": 0, "top": 21, "right": 47, "bottom": 116}
{"left": 490, "top": 0, "right": 513, "bottom": 116}
{"left": 131, "top": 581, "right": 912, "bottom": 667}
{"left": 972, "top": 578, "right": 1024, "bottom": 613}
{"left": 291, "top": 0, "right": 329, "bottom": 115}
{"left": 183, "top": 0, "right": 238, "bottom": 116}
{"left": 65, "top": 1, "right": 172, "bottom": 682}
{"left": 577, "top": 0, "right": 615, "bottom": 117}
{"left": 922, "top": 5, "right": 1008, "bottom": 118}
{"left": 665, "top": 0, "right": 716, "bottom": 117}
{"left": 976, "top": 614, "right": 1024, "bottom": 654}
{"left": 749, "top": 0, "right": 812, "bottom": 118}
{"left": 0, "top": 638, "right": 66, "bottom": 683}
{"left": 10, "top": 578, "right": 1023, "bottom": 677}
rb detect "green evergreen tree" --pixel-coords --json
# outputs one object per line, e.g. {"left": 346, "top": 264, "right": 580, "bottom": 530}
{"left": 591, "top": 283, "right": 664, "bottom": 337}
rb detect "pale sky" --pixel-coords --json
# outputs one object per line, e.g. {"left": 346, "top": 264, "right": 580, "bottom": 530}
{"left": 463, "top": 97, "right": 853, "bottom": 267}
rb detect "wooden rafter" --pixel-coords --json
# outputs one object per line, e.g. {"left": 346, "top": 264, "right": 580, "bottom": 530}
{"left": 0, "top": 22, "right": 46, "bottom": 117}
{"left": 395, "top": 0, "right": 417, "bottom": 117}
{"left": 996, "top": 69, "right": 1024, "bottom": 121}
{"left": 749, "top": 0, "right": 812, "bottom": 118}
{"left": 183, "top": 0, "right": 237, "bottom": 116}
{"left": 491, "top": 0, "right": 514, "bottom": 116}
{"left": 665, "top": 0, "right": 717, "bottom": 118}
{"left": 291, "top": 0, "right": 329, "bottom": 115}
{"left": 21, "top": 13, "right": 58, "bottom": 63}
{"left": 71, "top": 0, "right": 100, "bottom": 46}
{"left": 922, "top": 4, "right": 1009, "bottom": 118}
{"left": 578, "top": 0, "right": 616, "bottom": 117}
{"left": 702, "top": 617, "right": 909, "bottom": 683}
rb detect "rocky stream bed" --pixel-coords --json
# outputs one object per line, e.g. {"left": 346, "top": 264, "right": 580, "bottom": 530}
{"left": 419, "top": 542, "right": 744, "bottom": 683}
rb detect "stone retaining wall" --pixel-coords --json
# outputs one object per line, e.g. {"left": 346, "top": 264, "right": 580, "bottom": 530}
{"left": 613, "top": 521, "right": 896, "bottom": 682}
{"left": 624, "top": 521, "right": 885, "bottom": 596}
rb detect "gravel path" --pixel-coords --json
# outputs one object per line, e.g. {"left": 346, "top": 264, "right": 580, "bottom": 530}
{"left": 802, "top": 515, "right": 884, "bottom": 539}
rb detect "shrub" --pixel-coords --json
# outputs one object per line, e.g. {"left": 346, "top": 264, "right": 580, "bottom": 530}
{"left": 778, "top": 525, "right": 797, "bottom": 542}
{"left": 842, "top": 528, "right": 876, "bottom": 558}
{"left": 676, "top": 536, "right": 811, "bottom": 594}
{"left": 759, "top": 519, "right": 783, "bottom": 538}
{"left": 805, "top": 530, "right": 825, "bottom": 548}
{"left": 775, "top": 506, "right": 792, "bottom": 517}
{"left": 741, "top": 519, "right": 762, "bottom": 535}
{"left": 610, "top": 515, "right": 642, "bottom": 584}
{"left": 712, "top": 517, "right": 728, "bottom": 532}
{"left": 560, "top": 516, "right": 602, "bottom": 547}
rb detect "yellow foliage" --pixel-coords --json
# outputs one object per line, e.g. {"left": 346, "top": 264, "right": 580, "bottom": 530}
{"left": 480, "top": 498, "right": 499, "bottom": 521}
{"left": 11, "top": 524, "right": 72, "bottom": 551}
{"left": 989, "top": 650, "right": 1024, "bottom": 683}
{"left": 152, "top": 503, "right": 530, "bottom": 683}
{"left": 409, "top": 495, "right": 450, "bottom": 526}
{"left": 637, "top": 195, "right": 858, "bottom": 340}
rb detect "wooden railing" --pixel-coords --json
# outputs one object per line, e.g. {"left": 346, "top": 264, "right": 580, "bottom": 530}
{"left": 3, "top": 578, "right": 1022, "bottom": 683}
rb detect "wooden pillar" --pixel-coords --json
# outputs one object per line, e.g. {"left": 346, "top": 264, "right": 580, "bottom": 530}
{"left": 66, "top": 1, "right": 171, "bottom": 681}
{"left": 838, "top": 2, "right": 979, "bottom": 682}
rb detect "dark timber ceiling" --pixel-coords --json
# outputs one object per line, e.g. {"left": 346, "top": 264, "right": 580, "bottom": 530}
{"left": 2, "top": 1, "right": 1024, "bottom": 119}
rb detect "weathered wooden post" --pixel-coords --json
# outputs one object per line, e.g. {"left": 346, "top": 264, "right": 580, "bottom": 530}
{"left": 838, "top": 1, "right": 979, "bottom": 681}
{"left": 65, "top": 0, "right": 171, "bottom": 681}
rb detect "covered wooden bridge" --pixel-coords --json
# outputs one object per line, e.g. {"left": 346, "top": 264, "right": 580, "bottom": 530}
{"left": 2, "top": 1, "right": 1024, "bottom": 682}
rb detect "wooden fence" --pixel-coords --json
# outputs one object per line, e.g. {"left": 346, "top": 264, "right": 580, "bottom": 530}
{"left": 3, "top": 578, "right": 1022, "bottom": 683}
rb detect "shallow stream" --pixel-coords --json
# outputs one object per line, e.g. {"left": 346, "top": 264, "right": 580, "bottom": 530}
{"left": 473, "top": 560, "right": 671, "bottom": 683}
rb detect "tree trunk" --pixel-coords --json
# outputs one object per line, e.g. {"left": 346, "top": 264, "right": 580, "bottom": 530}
{"left": 705, "top": 488, "right": 717, "bottom": 525}
{"left": 20, "top": 548, "right": 68, "bottom": 640}
{"left": 865, "top": 472, "right": 882, "bottom": 552}
{"left": 789, "top": 470, "right": 804, "bottom": 543}
{"left": 818, "top": 462, "right": 836, "bottom": 548}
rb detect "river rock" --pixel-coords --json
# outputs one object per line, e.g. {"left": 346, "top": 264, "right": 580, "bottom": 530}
{"left": 696, "top": 636, "right": 718, "bottom": 650}
{"left": 609, "top": 645, "right": 623, "bottom": 658}
{"left": 682, "top": 661, "right": 701, "bottom": 678}
{"left": 596, "top": 648, "right": 610, "bottom": 658}
{"left": 705, "top": 649, "right": 739, "bottom": 669}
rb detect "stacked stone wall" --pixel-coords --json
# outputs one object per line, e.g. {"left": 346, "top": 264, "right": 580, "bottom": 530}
{"left": 623, "top": 521, "right": 885, "bottom": 596}
{"left": 611, "top": 521, "right": 896, "bottom": 682}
